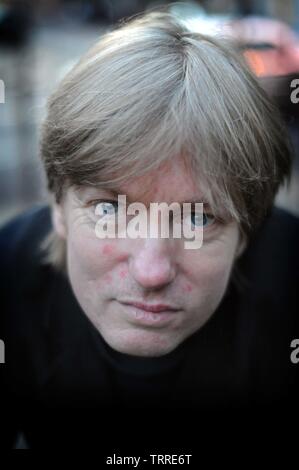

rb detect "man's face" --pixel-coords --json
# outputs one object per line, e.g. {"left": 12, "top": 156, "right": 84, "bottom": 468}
{"left": 54, "top": 159, "right": 242, "bottom": 357}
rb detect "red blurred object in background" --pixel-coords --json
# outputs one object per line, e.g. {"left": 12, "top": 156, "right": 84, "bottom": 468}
{"left": 231, "top": 17, "right": 299, "bottom": 77}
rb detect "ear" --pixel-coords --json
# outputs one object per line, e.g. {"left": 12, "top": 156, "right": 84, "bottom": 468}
{"left": 52, "top": 203, "right": 67, "bottom": 239}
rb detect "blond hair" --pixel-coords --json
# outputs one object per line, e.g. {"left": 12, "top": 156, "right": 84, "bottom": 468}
{"left": 40, "top": 10, "right": 292, "bottom": 271}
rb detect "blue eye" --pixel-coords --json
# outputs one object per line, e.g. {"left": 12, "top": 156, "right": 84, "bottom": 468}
{"left": 190, "top": 212, "right": 214, "bottom": 228}
{"left": 95, "top": 200, "right": 119, "bottom": 216}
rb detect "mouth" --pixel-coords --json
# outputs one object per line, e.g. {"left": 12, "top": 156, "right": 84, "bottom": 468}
{"left": 121, "top": 301, "right": 180, "bottom": 313}
{"left": 117, "top": 300, "right": 181, "bottom": 327}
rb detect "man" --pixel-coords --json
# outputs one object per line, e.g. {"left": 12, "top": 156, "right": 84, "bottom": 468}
{"left": 0, "top": 9, "right": 298, "bottom": 449}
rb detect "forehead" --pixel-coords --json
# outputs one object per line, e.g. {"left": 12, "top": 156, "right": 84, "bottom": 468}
{"left": 110, "top": 159, "right": 205, "bottom": 205}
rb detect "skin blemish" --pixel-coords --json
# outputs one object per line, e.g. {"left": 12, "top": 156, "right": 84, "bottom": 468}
{"left": 119, "top": 269, "right": 128, "bottom": 279}
{"left": 183, "top": 283, "right": 193, "bottom": 293}
{"left": 115, "top": 253, "right": 128, "bottom": 263}
{"left": 102, "top": 244, "right": 114, "bottom": 255}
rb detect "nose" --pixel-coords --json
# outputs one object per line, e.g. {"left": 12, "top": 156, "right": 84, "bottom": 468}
{"left": 129, "top": 238, "right": 177, "bottom": 290}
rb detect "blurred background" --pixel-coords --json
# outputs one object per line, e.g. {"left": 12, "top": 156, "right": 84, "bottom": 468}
{"left": 1, "top": 0, "right": 299, "bottom": 226}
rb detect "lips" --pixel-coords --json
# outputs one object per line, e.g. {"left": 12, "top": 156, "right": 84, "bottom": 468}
{"left": 117, "top": 300, "right": 180, "bottom": 327}
{"left": 120, "top": 301, "right": 179, "bottom": 313}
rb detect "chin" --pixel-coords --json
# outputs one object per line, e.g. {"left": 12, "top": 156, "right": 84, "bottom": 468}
{"left": 102, "top": 330, "right": 183, "bottom": 357}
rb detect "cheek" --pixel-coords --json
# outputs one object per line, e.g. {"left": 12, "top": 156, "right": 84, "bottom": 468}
{"left": 204, "top": 259, "right": 232, "bottom": 294}
{"left": 68, "top": 233, "right": 107, "bottom": 278}
{"left": 67, "top": 230, "right": 128, "bottom": 283}
{"left": 182, "top": 283, "right": 193, "bottom": 293}
{"left": 183, "top": 247, "right": 236, "bottom": 300}
{"left": 102, "top": 244, "right": 114, "bottom": 256}
{"left": 67, "top": 234, "right": 126, "bottom": 309}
